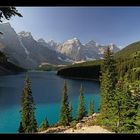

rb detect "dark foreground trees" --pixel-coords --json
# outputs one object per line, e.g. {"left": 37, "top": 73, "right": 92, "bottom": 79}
{"left": 19, "top": 76, "right": 37, "bottom": 133}
{"left": 88, "top": 99, "right": 94, "bottom": 116}
{"left": 59, "top": 81, "right": 92, "bottom": 126}
{"left": 59, "top": 80, "right": 71, "bottom": 126}
{"left": 0, "top": 7, "right": 22, "bottom": 23}
{"left": 99, "top": 47, "right": 140, "bottom": 133}
{"left": 77, "top": 84, "right": 87, "bottom": 121}
{"left": 100, "top": 47, "right": 117, "bottom": 126}
{"left": 39, "top": 116, "right": 49, "bottom": 131}
{"left": 0, "top": 7, "right": 22, "bottom": 34}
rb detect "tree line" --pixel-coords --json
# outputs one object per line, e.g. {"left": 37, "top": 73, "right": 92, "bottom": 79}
{"left": 99, "top": 47, "right": 140, "bottom": 133}
{"left": 18, "top": 47, "right": 140, "bottom": 133}
{"left": 18, "top": 77, "right": 95, "bottom": 133}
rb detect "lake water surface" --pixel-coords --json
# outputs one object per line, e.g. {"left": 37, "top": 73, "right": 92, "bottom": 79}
{"left": 0, "top": 71, "right": 100, "bottom": 133}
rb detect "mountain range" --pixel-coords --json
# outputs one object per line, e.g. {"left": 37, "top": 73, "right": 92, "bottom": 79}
{"left": 0, "top": 22, "right": 120, "bottom": 69}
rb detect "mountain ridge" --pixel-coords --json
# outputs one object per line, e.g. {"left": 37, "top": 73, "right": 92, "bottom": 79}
{"left": 57, "top": 40, "right": 140, "bottom": 80}
{"left": 0, "top": 22, "right": 120, "bottom": 69}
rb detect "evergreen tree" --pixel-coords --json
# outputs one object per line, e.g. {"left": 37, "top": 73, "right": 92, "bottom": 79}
{"left": 112, "top": 74, "right": 138, "bottom": 133}
{"left": 93, "top": 46, "right": 140, "bottom": 133}
{"left": 100, "top": 47, "right": 117, "bottom": 126}
{"left": 122, "top": 74, "right": 137, "bottom": 132}
{"left": 88, "top": 99, "right": 94, "bottom": 116}
{"left": 59, "top": 80, "right": 70, "bottom": 126}
{"left": 40, "top": 116, "right": 49, "bottom": 131}
{"left": 112, "top": 78, "right": 127, "bottom": 133}
{"left": 102, "top": 47, "right": 117, "bottom": 88}
{"left": 19, "top": 76, "right": 37, "bottom": 133}
{"left": 77, "top": 84, "right": 87, "bottom": 121}
{"left": 135, "top": 93, "right": 140, "bottom": 132}
{"left": 0, "top": 7, "right": 22, "bottom": 22}
{"left": 129, "top": 80, "right": 140, "bottom": 132}
{"left": 0, "top": 7, "right": 22, "bottom": 34}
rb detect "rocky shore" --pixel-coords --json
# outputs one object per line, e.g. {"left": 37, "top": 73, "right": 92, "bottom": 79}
{"left": 39, "top": 113, "right": 112, "bottom": 134}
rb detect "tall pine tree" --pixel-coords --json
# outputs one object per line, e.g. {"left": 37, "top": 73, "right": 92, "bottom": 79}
{"left": 133, "top": 80, "right": 140, "bottom": 132}
{"left": 19, "top": 76, "right": 37, "bottom": 133}
{"left": 112, "top": 74, "right": 138, "bottom": 133}
{"left": 40, "top": 116, "right": 49, "bottom": 131}
{"left": 59, "top": 80, "right": 70, "bottom": 126}
{"left": 100, "top": 47, "right": 117, "bottom": 126}
{"left": 124, "top": 74, "right": 140, "bottom": 133}
{"left": 111, "top": 78, "right": 127, "bottom": 133}
{"left": 77, "top": 84, "right": 87, "bottom": 121}
{"left": 122, "top": 74, "right": 137, "bottom": 132}
{"left": 88, "top": 99, "right": 94, "bottom": 116}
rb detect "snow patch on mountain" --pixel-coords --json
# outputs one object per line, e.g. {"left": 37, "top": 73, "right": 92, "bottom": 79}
{"left": 17, "top": 36, "right": 30, "bottom": 55}
{"left": 18, "top": 31, "right": 32, "bottom": 38}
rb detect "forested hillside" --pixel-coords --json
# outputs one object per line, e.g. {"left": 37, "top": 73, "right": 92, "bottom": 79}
{"left": 114, "top": 41, "right": 140, "bottom": 59}
{"left": 57, "top": 60, "right": 102, "bottom": 80}
{"left": 114, "top": 41, "right": 140, "bottom": 81}
{"left": 57, "top": 41, "right": 140, "bottom": 81}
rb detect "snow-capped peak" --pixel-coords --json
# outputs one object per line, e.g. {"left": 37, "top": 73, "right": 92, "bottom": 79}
{"left": 47, "top": 40, "right": 57, "bottom": 46}
{"left": 73, "top": 37, "right": 78, "bottom": 40}
{"left": 18, "top": 31, "right": 32, "bottom": 38}
{"left": 64, "top": 38, "right": 81, "bottom": 46}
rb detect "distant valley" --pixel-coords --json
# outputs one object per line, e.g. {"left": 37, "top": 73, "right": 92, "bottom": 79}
{"left": 0, "top": 23, "right": 120, "bottom": 69}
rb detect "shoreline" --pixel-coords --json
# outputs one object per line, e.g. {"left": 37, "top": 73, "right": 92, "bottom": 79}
{"left": 29, "top": 70, "right": 100, "bottom": 81}
{"left": 61, "top": 125, "right": 112, "bottom": 133}
{"left": 57, "top": 75, "right": 100, "bottom": 82}
{"left": 39, "top": 113, "right": 112, "bottom": 134}
{"left": 39, "top": 125, "right": 112, "bottom": 134}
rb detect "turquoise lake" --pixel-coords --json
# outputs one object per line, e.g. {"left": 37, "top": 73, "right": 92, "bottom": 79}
{"left": 0, "top": 71, "right": 100, "bottom": 133}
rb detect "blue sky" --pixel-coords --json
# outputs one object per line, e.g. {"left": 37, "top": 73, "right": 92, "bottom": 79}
{"left": 8, "top": 7, "right": 140, "bottom": 48}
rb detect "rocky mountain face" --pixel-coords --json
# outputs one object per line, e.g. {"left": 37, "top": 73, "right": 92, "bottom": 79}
{"left": 0, "top": 23, "right": 120, "bottom": 69}
{"left": 57, "top": 39, "right": 120, "bottom": 61}
{"left": 0, "top": 23, "right": 72, "bottom": 69}
{"left": 40, "top": 38, "right": 120, "bottom": 62}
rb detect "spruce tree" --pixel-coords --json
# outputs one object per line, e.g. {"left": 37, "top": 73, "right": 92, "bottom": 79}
{"left": 59, "top": 80, "right": 70, "bottom": 126}
{"left": 88, "top": 99, "right": 94, "bottom": 116}
{"left": 77, "top": 84, "right": 87, "bottom": 121}
{"left": 19, "top": 76, "right": 37, "bottom": 133}
{"left": 112, "top": 78, "right": 126, "bottom": 133}
{"left": 40, "top": 116, "right": 49, "bottom": 131}
{"left": 100, "top": 47, "right": 117, "bottom": 126}
{"left": 134, "top": 80, "right": 140, "bottom": 132}
{"left": 113, "top": 74, "right": 138, "bottom": 133}
{"left": 122, "top": 74, "right": 137, "bottom": 132}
